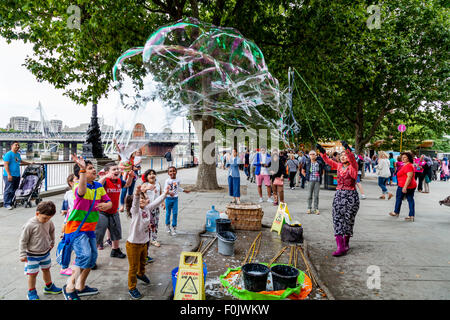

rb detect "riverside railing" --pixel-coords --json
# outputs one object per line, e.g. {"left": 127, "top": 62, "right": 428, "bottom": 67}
{"left": 0, "top": 156, "right": 192, "bottom": 199}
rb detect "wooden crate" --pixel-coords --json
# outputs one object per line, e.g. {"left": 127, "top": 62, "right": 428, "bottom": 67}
{"left": 226, "top": 203, "right": 264, "bottom": 231}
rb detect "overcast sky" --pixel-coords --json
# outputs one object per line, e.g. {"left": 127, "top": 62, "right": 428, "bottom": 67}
{"left": 0, "top": 38, "right": 187, "bottom": 132}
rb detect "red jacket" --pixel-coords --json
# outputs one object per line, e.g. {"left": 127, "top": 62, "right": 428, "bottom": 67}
{"left": 321, "top": 150, "right": 358, "bottom": 190}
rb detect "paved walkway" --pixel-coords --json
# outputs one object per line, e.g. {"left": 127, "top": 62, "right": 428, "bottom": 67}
{"left": 0, "top": 167, "right": 449, "bottom": 300}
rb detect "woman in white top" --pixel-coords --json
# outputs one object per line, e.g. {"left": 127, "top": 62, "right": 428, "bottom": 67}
{"left": 375, "top": 151, "right": 393, "bottom": 200}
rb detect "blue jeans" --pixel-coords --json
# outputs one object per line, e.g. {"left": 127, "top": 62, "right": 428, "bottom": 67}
{"left": 378, "top": 177, "right": 388, "bottom": 193}
{"left": 3, "top": 175, "right": 20, "bottom": 206}
{"left": 120, "top": 179, "right": 136, "bottom": 205}
{"left": 389, "top": 167, "right": 395, "bottom": 183}
{"left": 72, "top": 233, "right": 98, "bottom": 269}
{"left": 165, "top": 197, "right": 179, "bottom": 227}
{"left": 394, "top": 186, "right": 415, "bottom": 217}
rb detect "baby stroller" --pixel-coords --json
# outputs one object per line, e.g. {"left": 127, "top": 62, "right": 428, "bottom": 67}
{"left": 12, "top": 164, "right": 45, "bottom": 208}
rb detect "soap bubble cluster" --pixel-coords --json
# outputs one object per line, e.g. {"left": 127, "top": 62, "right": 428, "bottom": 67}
{"left": 112, "top": 17, "right": 299, "bottom": 140}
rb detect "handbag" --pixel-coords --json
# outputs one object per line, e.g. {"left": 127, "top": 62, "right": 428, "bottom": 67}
{"left": 56, "top": 188, "right": 97, "bottom": 269}
{"left": 274, "top": 177, "right": 284, "bottom": 186}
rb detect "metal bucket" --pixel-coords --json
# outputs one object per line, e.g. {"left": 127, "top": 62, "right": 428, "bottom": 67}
{"left": 217, "top": 231, "right": 237, "bottom": 256}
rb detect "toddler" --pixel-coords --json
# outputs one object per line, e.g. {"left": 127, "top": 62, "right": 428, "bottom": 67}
{"left": 19, "top": 201, "right": 62, "bottom": 300}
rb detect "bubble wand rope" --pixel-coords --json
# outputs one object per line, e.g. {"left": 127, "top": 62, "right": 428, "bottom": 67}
{"left": 293, "top": 68, "right": 342, "bottom": 140}
{"left": 293, "top": 80, "right": 317, "bottom": 144}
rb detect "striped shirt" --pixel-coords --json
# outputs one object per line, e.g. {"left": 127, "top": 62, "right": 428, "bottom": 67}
{"left": 65, "top": 181, "right": 110, "bottom": 239}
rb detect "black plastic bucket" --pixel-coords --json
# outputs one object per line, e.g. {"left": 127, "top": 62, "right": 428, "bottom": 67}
{"left": 270, "top": 265, "right": 299, "bottom": 290}
{"left": 216, "top": 219, "right": 232, "bottom": 233}
{"left": 241, "top": 263, "right": 270, "bottom": 292}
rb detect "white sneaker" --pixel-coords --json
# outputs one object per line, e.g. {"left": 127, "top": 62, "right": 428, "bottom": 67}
{"left": 361, "top": 194, "right": 366, "bottom": 200}
{"left": 258, "top": 198, "right": 264, "bottom": 203}
{"left": 166, "top": 225, "right": 171, "bottom": 233}
{"left": 5, "top": 205, "right": 13, "bottom": 210}
{"left": 267, "top": 197, "right": 273, "bottom": 203}
{"left": 171, "top": 227, "right": 177, "bottom": 236}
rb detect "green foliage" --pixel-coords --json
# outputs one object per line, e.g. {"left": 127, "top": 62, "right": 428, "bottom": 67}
{"left": 0, "top": 0, "right": 448, "bottom": 153}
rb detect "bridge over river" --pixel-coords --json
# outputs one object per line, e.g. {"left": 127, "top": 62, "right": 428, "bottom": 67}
{"left": 0, "top": 131, "right": 198, "bottom": 160}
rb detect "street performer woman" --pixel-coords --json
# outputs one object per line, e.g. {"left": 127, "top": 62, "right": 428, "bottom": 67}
{"left": 316, "top": 141, "right": 360, "bottom": 257}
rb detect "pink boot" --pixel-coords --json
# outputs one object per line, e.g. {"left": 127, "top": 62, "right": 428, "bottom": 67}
{"left": 332, "top": 235, "right": 347, "bottom": 257}
{"left": 344, "top": 235, "right": 350, "bottom": 251}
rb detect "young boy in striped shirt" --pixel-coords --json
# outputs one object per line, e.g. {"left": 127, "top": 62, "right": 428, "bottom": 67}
{"left": 62, "top": 154, "right": 112, "bottom": 300}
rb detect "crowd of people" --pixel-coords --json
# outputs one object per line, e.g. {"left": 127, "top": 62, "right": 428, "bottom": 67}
{"left": 221, "top": 147, "right": 449, "bottom": 207}
{"left": 15, "top": 140, "right": 188, "bottom": 300}
{"left": 6, "top": 139, "right": 449, "bottom": 300}
{"left": 221, "top": 144, "right": 449, "bottom": 258}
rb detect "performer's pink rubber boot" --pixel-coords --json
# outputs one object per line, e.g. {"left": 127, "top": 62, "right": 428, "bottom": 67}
{"left": 332, "top": 235, "right": 347, "bottom": 257}
{"left": 344, "top": 235, "right": 351, "bottom": 251}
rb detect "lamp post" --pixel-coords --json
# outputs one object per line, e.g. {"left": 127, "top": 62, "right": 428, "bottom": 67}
{"left": 188, "top": 120, "right": 194, "bottom": 166}
{"left": 82, "top": 103, "right": 106, "bottom": 159}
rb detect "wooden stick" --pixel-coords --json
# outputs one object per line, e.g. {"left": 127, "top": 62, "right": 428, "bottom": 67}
{"left": 268, "top": 246, "right": 288, "bottom": 267}
{"left": 242, "top": 232, "right": 262, "bottom": 265}
{"left": 297, "top": 246, "right": 318, "bottom": 287}
{"left": 288, "top": 246, "right": 294, "bottom": 266}
{"left": 238, "top": 232, "right": 262, "bottom": 283}
{"left": 254, "top": 233, "right": 262, "bottom": 261}
{"left": 293, "top": 245, "right": 298, "bottom": 268}
{"left": 201, "top": 236, "right": 217, "bottom": 255}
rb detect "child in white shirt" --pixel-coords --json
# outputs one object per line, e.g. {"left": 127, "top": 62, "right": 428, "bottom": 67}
{"left": 125, "top": 184, "right": 169, "bottom": 299}
{"left": 164, "top": 166, "right": 190, "bottom": 236}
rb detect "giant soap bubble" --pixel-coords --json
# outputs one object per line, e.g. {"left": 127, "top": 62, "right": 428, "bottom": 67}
{"left": 112, "top": 17, "right": 299, "bottom": 138}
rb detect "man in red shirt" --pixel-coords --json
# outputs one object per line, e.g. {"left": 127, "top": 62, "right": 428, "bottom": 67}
{"left": 96, "top": 162, "right": 135, "bottom": 260}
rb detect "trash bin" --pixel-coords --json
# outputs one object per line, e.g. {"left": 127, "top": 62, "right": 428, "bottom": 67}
{"left": 324, "top": 166, "right": 337, "bottom": 190}
{"left": 216, "top": 218, "right": 232, "bottom": 233}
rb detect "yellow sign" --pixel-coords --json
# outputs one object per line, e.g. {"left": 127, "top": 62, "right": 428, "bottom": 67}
{"left": 271, "top": 202, "right": 292, "bottom": 235}
{"left": 174, "top": 252, "right": 205, "bottom": 300}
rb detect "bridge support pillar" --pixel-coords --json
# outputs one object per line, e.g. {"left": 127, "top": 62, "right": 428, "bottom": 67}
{"left": 71, "top": 142, "right": 78, "bottom": 156}
{"left": 26, "top": 142, "right": 34, "bottom": 160}
{"left": 63, "top": 142, "right": 70, "bottom": 161}
{"left": 5, "top": 141, "right": 11, "bottom": 153}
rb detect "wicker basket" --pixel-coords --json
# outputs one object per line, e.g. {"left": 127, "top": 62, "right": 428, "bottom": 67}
{"left": 226, "top": 203, "right": 264, "bottom": 231}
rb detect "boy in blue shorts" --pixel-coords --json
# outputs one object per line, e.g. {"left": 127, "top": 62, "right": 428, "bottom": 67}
{"left": 19, "top": 201, "right": 62, "bottom": 300}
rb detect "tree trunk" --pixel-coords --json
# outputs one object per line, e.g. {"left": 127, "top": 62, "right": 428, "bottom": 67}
{"left": 354, "top": 99, "right": 365, "bottom": 155}
{"left": 355, "top": 127, "right": 365, "bottom": 155}
{"left": 193, "top": 114, "right": 220, "bottom": 190}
